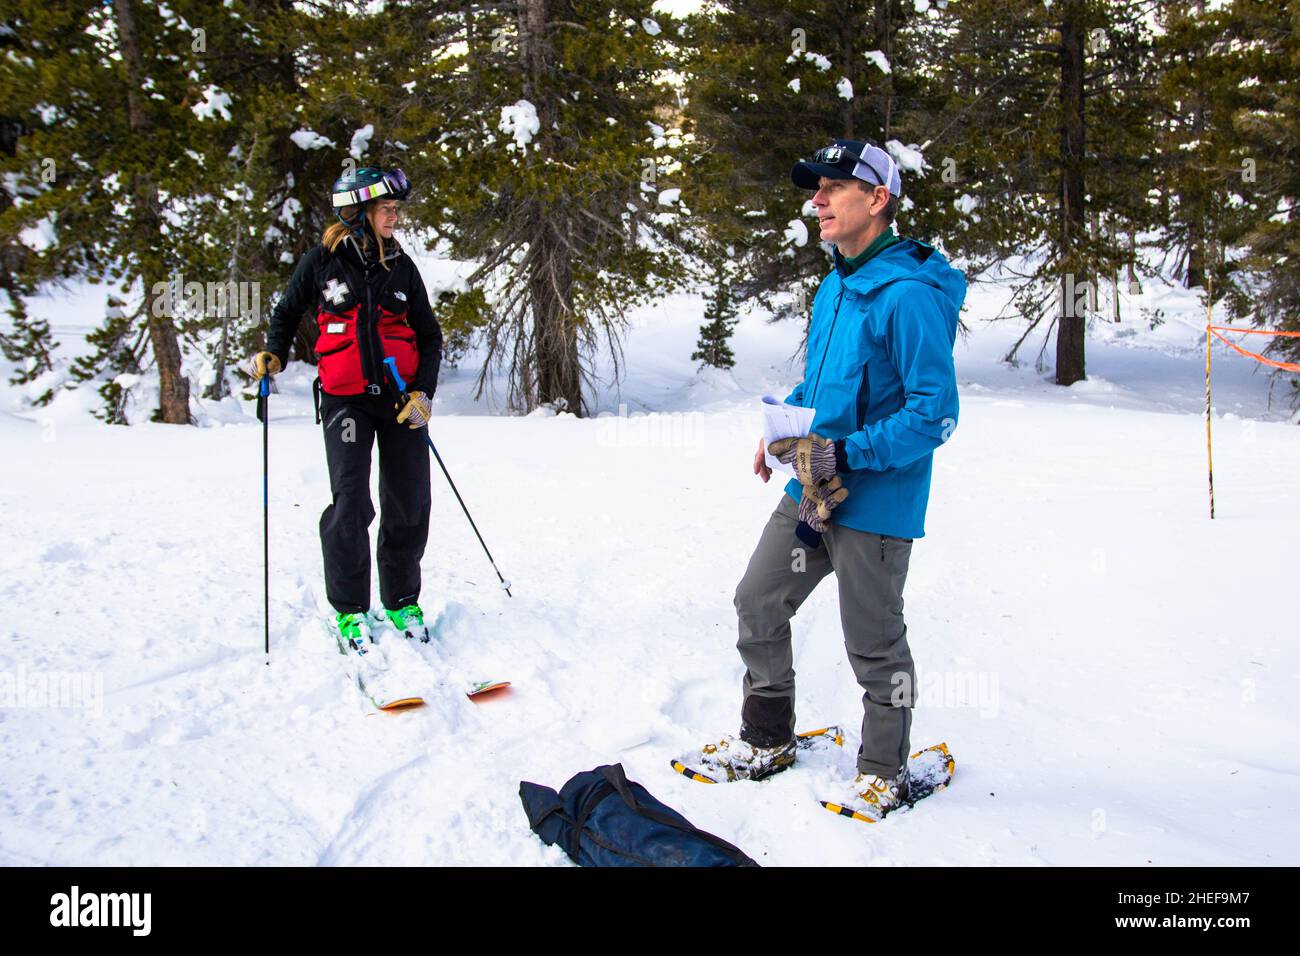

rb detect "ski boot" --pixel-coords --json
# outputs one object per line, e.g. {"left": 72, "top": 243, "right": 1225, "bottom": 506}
{"left": 385, "top": 603, "right": 429, "bottom": 643}
{"left": 335, "top": 611, "right": 373, "bottom": 655}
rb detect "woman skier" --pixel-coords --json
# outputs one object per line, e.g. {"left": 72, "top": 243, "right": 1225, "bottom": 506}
{"left": 249, "top": 166, "right": 443, "bottom": 649}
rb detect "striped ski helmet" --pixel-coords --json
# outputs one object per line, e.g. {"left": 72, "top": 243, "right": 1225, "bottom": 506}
{"left": 331, "top": 166, "right": 411, "bottom": 208}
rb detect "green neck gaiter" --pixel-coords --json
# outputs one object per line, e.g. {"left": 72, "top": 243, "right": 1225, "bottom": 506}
{"left": 840, "top": 227, "right": 901, "bottom": 275}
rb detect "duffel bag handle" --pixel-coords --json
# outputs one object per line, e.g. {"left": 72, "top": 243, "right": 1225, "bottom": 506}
{"left": 598, "top": 764, "right": 755, "bottom": 865}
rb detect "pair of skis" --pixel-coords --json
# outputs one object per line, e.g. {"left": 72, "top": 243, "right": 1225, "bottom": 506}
{"left": 357, "top": 676, "right": 511, "bottom": 711}
{"left": 330, "top": 620, "right": 509, "bottom": 711}
{"left": 671, "top": 727, "right": 954, "bottom": 824}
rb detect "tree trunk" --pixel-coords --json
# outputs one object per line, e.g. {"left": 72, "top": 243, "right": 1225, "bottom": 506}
{"left": 1127, "top": 228, "right": 1139, "bottom": 293}
{"left": 0, "top": 118, "right": 27, "bottom": 303}
{"left": 1186, "top": 218, "right": 1204, "bottom": 289}
{"left": 518, "top": 0, "right": 583, "bottom": 415}
{"left": 1185, "top": 80, "right": 1207, "bottom": 289}
{"left": 114, "top": 0, "right": 190, "bottom": 423}
{"left": 839, "top": 17, "right": 854, "bottom": 138}
{"left": 530, "top": 224, "right": 581, "bottom": 414}
{"left": 205, "top": 224, "right": 239, "bottom": 401}
{"left": 1185, "top": 0, "right": 1207, "bottom": 289}
{"left": 874, "top": 0, "right": 895, "bottom": 140}
{"left": 1056, "top": 2, "right": 1087, "bottom": 386}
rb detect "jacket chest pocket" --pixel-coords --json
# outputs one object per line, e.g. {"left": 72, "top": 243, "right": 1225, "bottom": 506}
{"left": 377, "top": 283, "right": 410, "bottom": 340}
{"left": 378, "top": 287, "right": 409, "bottom": 319}
{"left": 827, "top": 299, "right": 881, "bottom": 431}
{"left": 377, "top": 289, "right": 414, "bottom": 347}
{"left": 827, "top": 305, "right": 872, "bottom": 381}
{"left": 315, "top": 308, "right": 358, "bottom": 357}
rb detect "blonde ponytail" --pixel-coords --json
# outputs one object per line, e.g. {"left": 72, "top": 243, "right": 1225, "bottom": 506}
{"left": 322, "top": 204, "right": 393, "bottom": 269}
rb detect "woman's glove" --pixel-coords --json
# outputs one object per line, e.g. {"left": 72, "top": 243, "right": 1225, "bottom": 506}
{"left": 395, "top": 390, "right": 432, "bottom": 429}
{"left": 249, "top": 351, "right": 282, "bottom": 379}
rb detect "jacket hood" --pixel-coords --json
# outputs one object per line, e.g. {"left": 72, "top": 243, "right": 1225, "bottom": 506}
{"left": 837, "top": 238, "right": 966, "bottom": 313}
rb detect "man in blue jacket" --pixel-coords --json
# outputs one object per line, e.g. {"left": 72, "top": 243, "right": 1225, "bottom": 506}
{"left": 684, "top": 140, "right": 965, "bottom": 821}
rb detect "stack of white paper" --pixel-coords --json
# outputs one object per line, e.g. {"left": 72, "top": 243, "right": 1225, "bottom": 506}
{"left": 761, "top": 395, "right": 817, "bottom": 476}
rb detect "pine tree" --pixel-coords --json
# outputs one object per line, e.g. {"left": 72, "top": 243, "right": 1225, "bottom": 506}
{"left": 1149, "top": 1, "right": 1247, "bottom": 294}
{"left": 919, "top": 0, "right": 1158, "bottom": 384}
{"left": 692, "top": 261, "right": 738, "bottom": 370}
{"left": 0, "top": 0, "right": 362, "bottom": 420}
{"left": 71, "top": 296, "right": 140, "bottom": 425}
{"left": 681, "top": 0, "right": 956, "bottom": 323}
{"left": 0, "top": 297, "right": 58, "bottom": 405}
{"left": 0, "top": 11, "right": 52, "bottom": 407}
{"left": 405, "top": 0, "right": 694, "bottom": 416}
{"left": 1215, "top": 0, "right": 1300, "bottom": 398}
{"left": 0, "top": 1, "right": 213, "bottom": 422}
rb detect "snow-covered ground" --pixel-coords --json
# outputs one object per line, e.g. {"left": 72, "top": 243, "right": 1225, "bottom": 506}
{"left": 2, "top": 256, "right": 1297, "bottom": 866}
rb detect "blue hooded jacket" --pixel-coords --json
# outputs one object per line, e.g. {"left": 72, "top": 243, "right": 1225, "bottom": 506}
{"left": 782, "top": 237, "right": 965, "bottom": 539}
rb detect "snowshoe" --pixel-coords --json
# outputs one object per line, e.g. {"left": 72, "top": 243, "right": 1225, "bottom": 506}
{"left": 672, "top": 726, "right": 844, "bottom": 784}
{"left": 820, "top": 742, "right": 954, "bottom": 823}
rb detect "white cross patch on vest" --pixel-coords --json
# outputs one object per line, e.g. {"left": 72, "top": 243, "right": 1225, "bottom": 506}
{"left": 322, "top": 278, "right": 349, "bottom": 306}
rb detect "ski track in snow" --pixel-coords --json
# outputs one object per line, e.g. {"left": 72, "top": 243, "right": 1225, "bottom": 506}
{"left": 2, "top": 269, "right": 1298, "bottom": 866}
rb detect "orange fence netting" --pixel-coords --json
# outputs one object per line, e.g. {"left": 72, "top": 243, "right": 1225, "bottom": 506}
{"left": 1207, "top": 325, "right": 1300, "bottom": 372}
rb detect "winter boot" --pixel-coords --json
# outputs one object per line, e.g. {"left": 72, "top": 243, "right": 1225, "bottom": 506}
{"left": 836, "top": 766, "right": 912, "bottom": 823}
{"left": 675, "top": 734, "right": 798, "bottom": 783}
{"left": 385, "top": 603, "right": 429, "bottom": 643}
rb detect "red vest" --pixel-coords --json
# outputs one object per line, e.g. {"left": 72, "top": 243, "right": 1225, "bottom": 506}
{"left": 314, "top": 256, "right": 419, "bottom": 396}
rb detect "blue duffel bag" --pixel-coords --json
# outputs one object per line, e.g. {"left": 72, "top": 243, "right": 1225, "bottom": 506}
{"left": 519, "top": 763, "right": 758, "bottom": 867}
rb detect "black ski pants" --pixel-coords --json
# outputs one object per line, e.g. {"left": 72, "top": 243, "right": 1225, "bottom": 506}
{"left": 318, "top": 389, "right": 431, "bottom": 615}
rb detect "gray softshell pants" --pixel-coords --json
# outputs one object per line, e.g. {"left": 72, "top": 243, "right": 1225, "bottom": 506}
{"left": 735, "top": 494, "right": 915, "bottom": 777}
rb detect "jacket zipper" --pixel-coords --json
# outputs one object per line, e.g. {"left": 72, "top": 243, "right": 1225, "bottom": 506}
{"left": 338, "top": 236, "right": 381, "bottom": 392}
{"left": 349, "top": 258, "right": 386, "bottom": 393}
{"left": 364, "top": 279, "right": 378, "bottom": 386}
{"left": 808, "top": 282, "right": 846, "bottom": 407}
{"left": 367, "top": 265, "right": 397, "bottom": 392}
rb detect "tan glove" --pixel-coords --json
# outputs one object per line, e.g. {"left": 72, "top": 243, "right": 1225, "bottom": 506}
{"left": 768, "top": 433, "right": 838, "bottom": 486}
{"left": 395, "top": 390, "right": 432, "bottom": 429}
{"left": 799, "top": 475, "right": 849, "bottom": 532}
{"left": 249, "top": 351, "right": 282, "bottom": 379}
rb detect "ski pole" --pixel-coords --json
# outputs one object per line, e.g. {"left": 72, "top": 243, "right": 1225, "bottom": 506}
{"left": 383, "top": 357, "right": 513, "bottom": 597}
{"left": 257, "top": 374, "right": 271, "bottom": 659}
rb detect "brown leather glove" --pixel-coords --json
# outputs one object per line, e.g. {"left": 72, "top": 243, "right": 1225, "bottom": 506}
{"left": 249, "top": 351, "right": 282, "bottom": 379}
{"left": 768, "top": 433, "right": 838, "bottom": 486}
{"left": 395, "top": 390, "right": 432, "bottom": 429}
